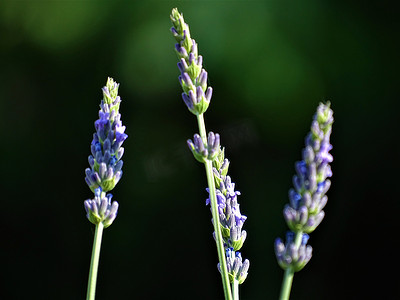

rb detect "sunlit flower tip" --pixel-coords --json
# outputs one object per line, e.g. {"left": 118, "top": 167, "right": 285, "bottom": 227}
{"left": 170, "top": 8, "right": 185, "bottom": 36}
{"left": 316, "top": 101, "right": 333, "bottom": 125}
{"left": 102, "top": 78, "right": 120, "bottom": 105}
{"left": 84, "top": 191, "right": 119, "bottom": 228}
{"left": 170, "top": 9, "right": 193, "bottom": 53}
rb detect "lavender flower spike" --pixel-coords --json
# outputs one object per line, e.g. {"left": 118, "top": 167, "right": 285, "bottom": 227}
{"left": 85, "top": 78, "right": 127, "bottom": 300}
{"left": 170, "top": 8, "right": 212, "bottom": 115}
{"left": 276, "top": 102, "right": 333, "bottom": 300}
{"left": 85, "top": 77, "right": 128, "bottom": 194}
{"left": 84, "top": 77, "right": 127, "bottom": 226}
{"left": 283, "top": 102, "right": 333, "bottom": 235}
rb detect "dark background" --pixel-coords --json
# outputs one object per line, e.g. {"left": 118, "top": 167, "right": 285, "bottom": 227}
{"left": 0, "top": 1, "right": 398, "bottom": 299}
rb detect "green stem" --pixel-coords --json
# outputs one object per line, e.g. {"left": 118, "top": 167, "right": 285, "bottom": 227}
{"left": 197, "top": 113, "right": 233, "bottom": 300}
{"left": 196, "top": 113, "right": 207, "bottom": 142}
{"left": 279, "top": 267, "right": 294, "bottom": 300}
{"left": 232, "top": 280, "right": 239, "bottom": 300}
{"left": 279, "top": 231, "right": 303, "bottom": 300}
{"left": 86, "top": 222, "right": 104, "bottom": 300}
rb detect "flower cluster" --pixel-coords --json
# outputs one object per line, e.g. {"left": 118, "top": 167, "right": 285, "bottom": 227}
{"left": 275, "top": 102, "right": 333, "bottom": 271}
{"left": 170, "top": 8, "right": 212, "bottom": 115}
{"left": 84, "top": 188, "right": 119, "bottom": 228}
{"left": 187, "top": 132, "right": 220, "bottom": 163}
{"left": 220, "top": 247, "right": 250, "bottom": 284}
{"left": 84, "top": 77, "right": 128, "bottom": 227}
{"left": 275, "top": 232, "right": 312, "bottom": 272}
{"left": 210, "top": 149, "right": 249, "bottom": 283}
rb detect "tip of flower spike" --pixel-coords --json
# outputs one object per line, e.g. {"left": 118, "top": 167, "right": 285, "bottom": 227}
{"left": 106, "top": 77, "right": 119, "bottom": 91}
{"left": 170, "top": 9, "right": 183, "bottom": 28}
{"left": 102, "top": 77, "right": 120, "bottom": 105}
{"left": 170, "top": 8, "right": 188, "bottom": 42}
{"left": 171, "top": 8, "right": 180, "bottom": 19}
{"left": 316, "top": 101, "right": 334, "bottom": 126}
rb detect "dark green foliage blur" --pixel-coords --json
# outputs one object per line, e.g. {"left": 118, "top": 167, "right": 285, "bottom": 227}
{"left": 0, "top": 1, "right": 398, "bottom": 299}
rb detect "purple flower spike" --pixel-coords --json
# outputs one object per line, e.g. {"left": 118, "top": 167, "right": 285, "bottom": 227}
{"left": 84, "top": 78, "right": 127, "bottom": 194}
{"left": 84, "top": 78, "right": 127, "bottom": 227}
{"left": 275, "top": 102, "right": 333, "bottom": 272}
{"left": 288, "top": 103, "right": 333, "bottom": 234}
{"left": 171, "top": 8, "right": 211, "bottom": 115}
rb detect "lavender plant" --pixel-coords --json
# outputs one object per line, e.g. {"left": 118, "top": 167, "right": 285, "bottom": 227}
{"left": 275, "top": 102, "right": 333, "bottom": 300}
{"left": 84, "top": 77, "right": 127, "bottom": 300}
{"left": 170, "top": 8, "right": 249, "bottom": 300}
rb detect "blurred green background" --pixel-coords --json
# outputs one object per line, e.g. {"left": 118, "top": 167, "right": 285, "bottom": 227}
{"left": 0, "top": 0, "right": 398, "bottom": 299}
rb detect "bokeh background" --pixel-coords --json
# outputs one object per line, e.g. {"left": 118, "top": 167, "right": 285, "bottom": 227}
{"left": 1, "top": 1, "right": 398, "bottom": 299}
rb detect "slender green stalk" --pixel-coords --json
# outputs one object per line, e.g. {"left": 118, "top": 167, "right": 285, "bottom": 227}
{"left": 86, "top": 222, "right": 104, "bottom": 300}
{"left": 279, "top": 231, "right": 303, "bottom": 300}
{"left": 197, "top": 113, "right": 233, "bottom": 300}
{"left": 196, "top": 114, "right": 206, "bottom": 142}
{"left": 232, "top": 280, "right": 239, "bottom": 300}
{"left": 279, "top": 267, "right": 294, "bottom": 300}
